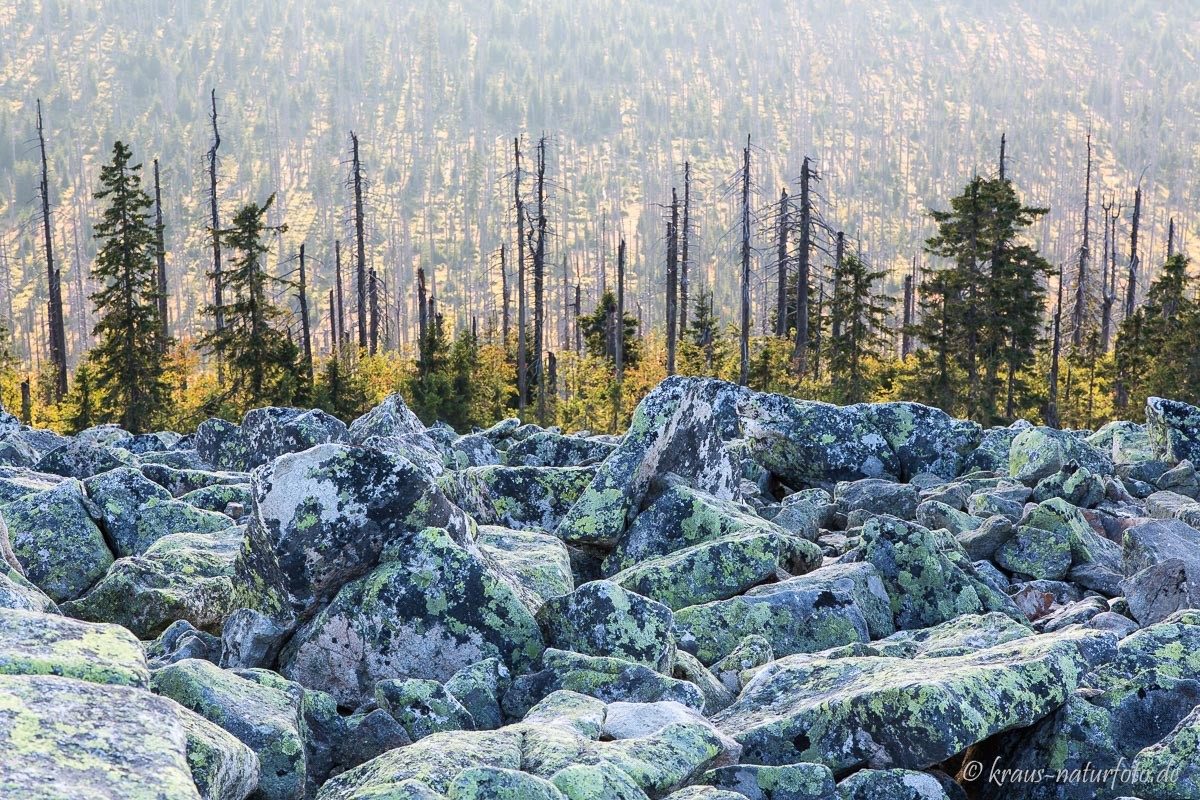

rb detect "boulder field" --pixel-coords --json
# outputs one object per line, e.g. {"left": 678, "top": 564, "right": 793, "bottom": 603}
{"left": 1, "top": 379, "right": 1200, "bottom": 798}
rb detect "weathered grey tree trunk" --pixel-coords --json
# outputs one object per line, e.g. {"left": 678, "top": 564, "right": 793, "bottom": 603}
{"left": 774, "top": 187, "right": 790, "bottom": 337}
{"left": 514, "top": 138, "right": 527, "bottom": 417}
{"left": 351, "top": 132, "right": 369, "bottom": 352}
{"left": 533, "top": 137, "right": 548, "bottom": 424}
{"left": 334, "top": 240, "right": 346, "bottom": 349}
{"left": 500, "top": 244, "right": 510, "bottom": 345}
{"left": 1071, "top": 134, "right": 1091, "bottom": 349}
{"left": 740, "top": 137, "right": 752, "bottom": 386}
{"left": 680, "top": 162, "right": 691, "bottom": 334}
{"left": 794, "top": 157, "right": 814, "bottom": 373}
{"left": 666, "top": 189, "right": 679, "bottom": 375}
{"left": 153, "top": 159, "right": 169, "bottom": 350}
{"left": 298, "top": 244, "right": 314, "bottom": 388}
{"left": 208, "top": 90, "right": 224, "bottom": 384}
{"left": 37, "top": 100, "right": 67, "bottom": 399}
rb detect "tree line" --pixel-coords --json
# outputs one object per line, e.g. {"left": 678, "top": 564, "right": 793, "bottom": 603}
{"left": 6, "top": 103, "right": 1191, "bottom": 436}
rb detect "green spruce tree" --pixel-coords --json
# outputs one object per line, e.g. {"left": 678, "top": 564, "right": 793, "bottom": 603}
{"left": 581, "top": 290, "right": 640, "bottom": 366}
{"left": 89, "top": 141, "right": 171, "bottom": 432}
{"left": 200, "top": 195, "right": 297, "bottom": 409}
{"left": 827, "top": 252, "right": 892, "bottom": 403}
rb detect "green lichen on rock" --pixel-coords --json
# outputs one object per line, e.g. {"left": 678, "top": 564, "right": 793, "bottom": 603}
{"left": 703, "top": 762, "right": 835, "bottom": 800}
{"left": 712, "top": 628, "right": 1115, "bottom": 773}
{"left": 869, "top": 612, "right": 1032, "bottom": 659}
{"left": 609, "top": 529, "right": 821, "bottom": 611}
{"left": 995, "top": 524, "right": 1072, "bottom": 580}
{"left": 173, "top": 700, "right": 261, "bottom": 800}
{"left": 477, "top": 525, "right": 574, "bottom": 612}
{"left": 672, "top": 561, "right": 894, "bottom": 666}
{"left": 84, "top": 466, "right": 231, "bottom": 557}
{"left": 3, "top": 478, "right": 113, "bottom": 602}
{"left": 835, "top": 769, "right": 950, "bottom": 799}
{"left": 0, "top": 673, "right": 201, "bottom": 799}
{"left": 376, "top": 677, "right": 476, "bottom": 741}
{"left": 440, "top": 465, "right": 595, "bottom": 532}
{"left": 555, "top": 377, "right": 747, "bottom": 548}
{"left": 280, "top": 527, "right": 544, "bottom": 706}
{"left": 0, "top": 607, "right": 149, "bottom": 688}
{"left": 151, "top": 658, "right": 311, "bottom": 800}
{"left": 178, "top": 483, "right": 253, "bottom": 514}
{"left": 447, "top": 767, "right": 568, "bottom": 800}
{"left": 535, "top": 580, "right": 675, "bottom": 670}
{"left": 63, "top": 527, "right": 243, "bottom": 638}
{"left": 549, "top": 762, "right": 651, "bottom": 800}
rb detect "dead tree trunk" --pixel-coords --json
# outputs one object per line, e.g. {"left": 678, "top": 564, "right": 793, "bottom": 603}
{"left": 794, "top": 157, "right": 814, "bottom": 373}
{"left": 1168, "top": 217, "right": 1176, "bottom": 259}
{"left": 153, "top": 159, "right": 169, "bottom": 349}
{"left": 500, "top": 244, "right": 511, "bottom": 344}
{"left": 369, "top": 267, "right": 379, "bottom": 355}
{"left": 1071, "top": 134, "right": 1092, "bottom": 349}
{"left": 680, "top": 162, "right": 691, "bottom": 334}
{"left": 616, "top": 238, "right": 626, "bottom": 383}
{"left": 351, "top": 132, "right": 369, "bottom": 352}
{"left": 297, "top": 244, "right": 314, "bottom": 388}
{"left": 666, "top": 189, "right": 679, "bottom": 375}
{"left": 328, "top": 290, "right": 337, "bottom": 350}
{"left": 901, "top": 269, "right": 915, "bottom": 358}
{"left": 1047, "top": 264, "right": 1064, "bottom": 428}
{"left": 417, "top": 267, "right": 428, "bottom": 366}
{"left": 208, "top": 90, "right": 224, "bottom": 384}
{"left": 1099, "top": 197, "right": 1117, "bottom": 353}
{"left": 36, "top": 100, "right": 66, "bottom": 400}
{"left": 774, "top": 187, "right": 790, "bottom": 337}
{"left": 830, "top": 231, "right": 846, "bottom": 344}
{"left": 334, "top": 240, "right": 346, "bottom": 349}
{"left": 1124, "top": 186, "right": 1142, "bottom": 322}
{"left": 533, "top": 136, "right": 548, "bottom": 424}
{"left": 739, "top": 137, "right": 752, "bottom": 386}
{"left": 514, "top": 138, "right": 527, "bottom": 417}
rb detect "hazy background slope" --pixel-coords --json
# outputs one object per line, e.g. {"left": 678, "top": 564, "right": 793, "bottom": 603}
{"left": 0, "top": 0, "right": 1196, "bottom": 364}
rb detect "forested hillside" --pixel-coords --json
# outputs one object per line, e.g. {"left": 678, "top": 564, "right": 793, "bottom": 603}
{"left": 0, "top": 0, "right": 1196, "bottom": 431}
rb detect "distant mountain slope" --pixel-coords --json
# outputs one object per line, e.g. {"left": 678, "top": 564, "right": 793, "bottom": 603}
{"left": 0, "top": 0, "right": 1195, "bottom": 363}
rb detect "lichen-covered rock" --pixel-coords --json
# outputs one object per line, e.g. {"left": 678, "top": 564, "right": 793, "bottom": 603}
{"left": 280, "top": 527, "right": 543, "bottom": 706}
{"left": 915, "top": 500, "right": 984, "bottom": 536}
{"left": 555, "top": 377, "right": 748, "bottom": 548}
{"left": 1122, "top": 558, "right": 1200, "bottom": 625}
{"left": 151, "top": 659, "right": 324, "bottom": 800}
{"left": 1009, "top": 427, "right": 1112, "bottom": 486}
{"left": 955, "top": 515, "right": 1015, "bottom": 561}
{"left": 504, "top": 431, "right": 616, "bottom": 468}
{"left": 536, "top": 581, "right": 675, "bottom": 671}
{"left": 141, "top": 463, "right": 251, "bottom": 497}
{"left": 604, "top": 485, "right": 793, "bottom": 575}
{"left": 549, "top": 762, "right": 651, "bottom": 800}
{"left": 335, "top": 708, "right": 412, "bottom": 774}
{"left": 147, "top": 620, "right": 223, "bottom": 668}
{"left": 316, "top": 728, "right": 524, "bottom": 798}
{"left": 503, "top": 649, "right": 705, "bottom": 717}
{"left": 712, "top": 628, "right": 1115, "bottom": 773}
{"left": 349, "top": 392, "right": 429, "bottom": 442}
{"left": 112, "top": 430, "right": 182, "bottom": 454}
{"left": 609, "top": 529, "right": 821, "bottom": 611}
{"left": 445, "top": 658, "right": 511, "bottom": 731}
{"left": 702, "top": 762, "right": 835, "bottom": 800}
{"left": 1123, "top": 518, "right": 1200, "bottom": 576}
{"left": 0, "top": 608, "right": 149, "bottom": 688}
{"left": 377, "top": 677, "right": 476, "bottom": 741}
{"left": 1032, "top": 463, "right": 1106, "bottom": 508}
{"left": 671, "top": 574, "right": 872, "bottom": 666}
{"left": 62, "top": 527, "right": 242, "bottom": 638}
{"left": 1146, "top": 396, "right": 1200, "bottom": 465}
{"left": 177, "top": 705, "right": 261, "bottom": 800}
{"left": 1126, "top": 704, "right": 1200, "bottom": 799}
{"left": 35, "top": 438, "right": 127, "bottom": 478}
{"left": 835, "top": 769, "right": 951, "bottom": 800}
{"left": 0, "top": 673, "right": 201, "bottom": 799}
{"left": 179, "top": 483, "right": 254, "bottom": 515}
{"left": 835, "top": 479, "right": 921, "bottom": 521}
{"left": 860, "top": 402, "right": 981, "bottom": 480}
{"left": 440, "top": 465, "right": 595, "bottom": 531}
{"left": 197, "top": 407, "right": 348, "bottom": 472}
{"left": 861, "top": 515, "right": 1008, "bottom": 630}
{"left": 238, "top": 443, "right": 471, "bottom": 620}
{"left": 84, "top": 466, "right": 232, "bottom": 557}
{"left": 448, "top": 767, "right": 568, "bottom": 799}
{"left": 603, "top": 700, "right": 742, "bottom": 766}
{"left": 0, "top": 563, "right": 58, "bottom": 613}
{"left": 1024, "top": 498, "right": 1123, "bottom": 573}
{"left": 3, "top": 478, "right": 113, "bottom": 602}
{"left": 711, "top": 635, "right": 774, "bottom": 694}
{"left": 869, "top": 612, "right": 1033, "bottom": 659}
{"left": 995, "top": 524, "right": 1073, "bottom": 580}
{"left": 477, "top": 526, "right": 574, "bottom": 612}
{"left": 771, "top": 489, "right": 834, "bottom": 541}
{"left": 741, "top": 394, "right": 897, "bottom": 487}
